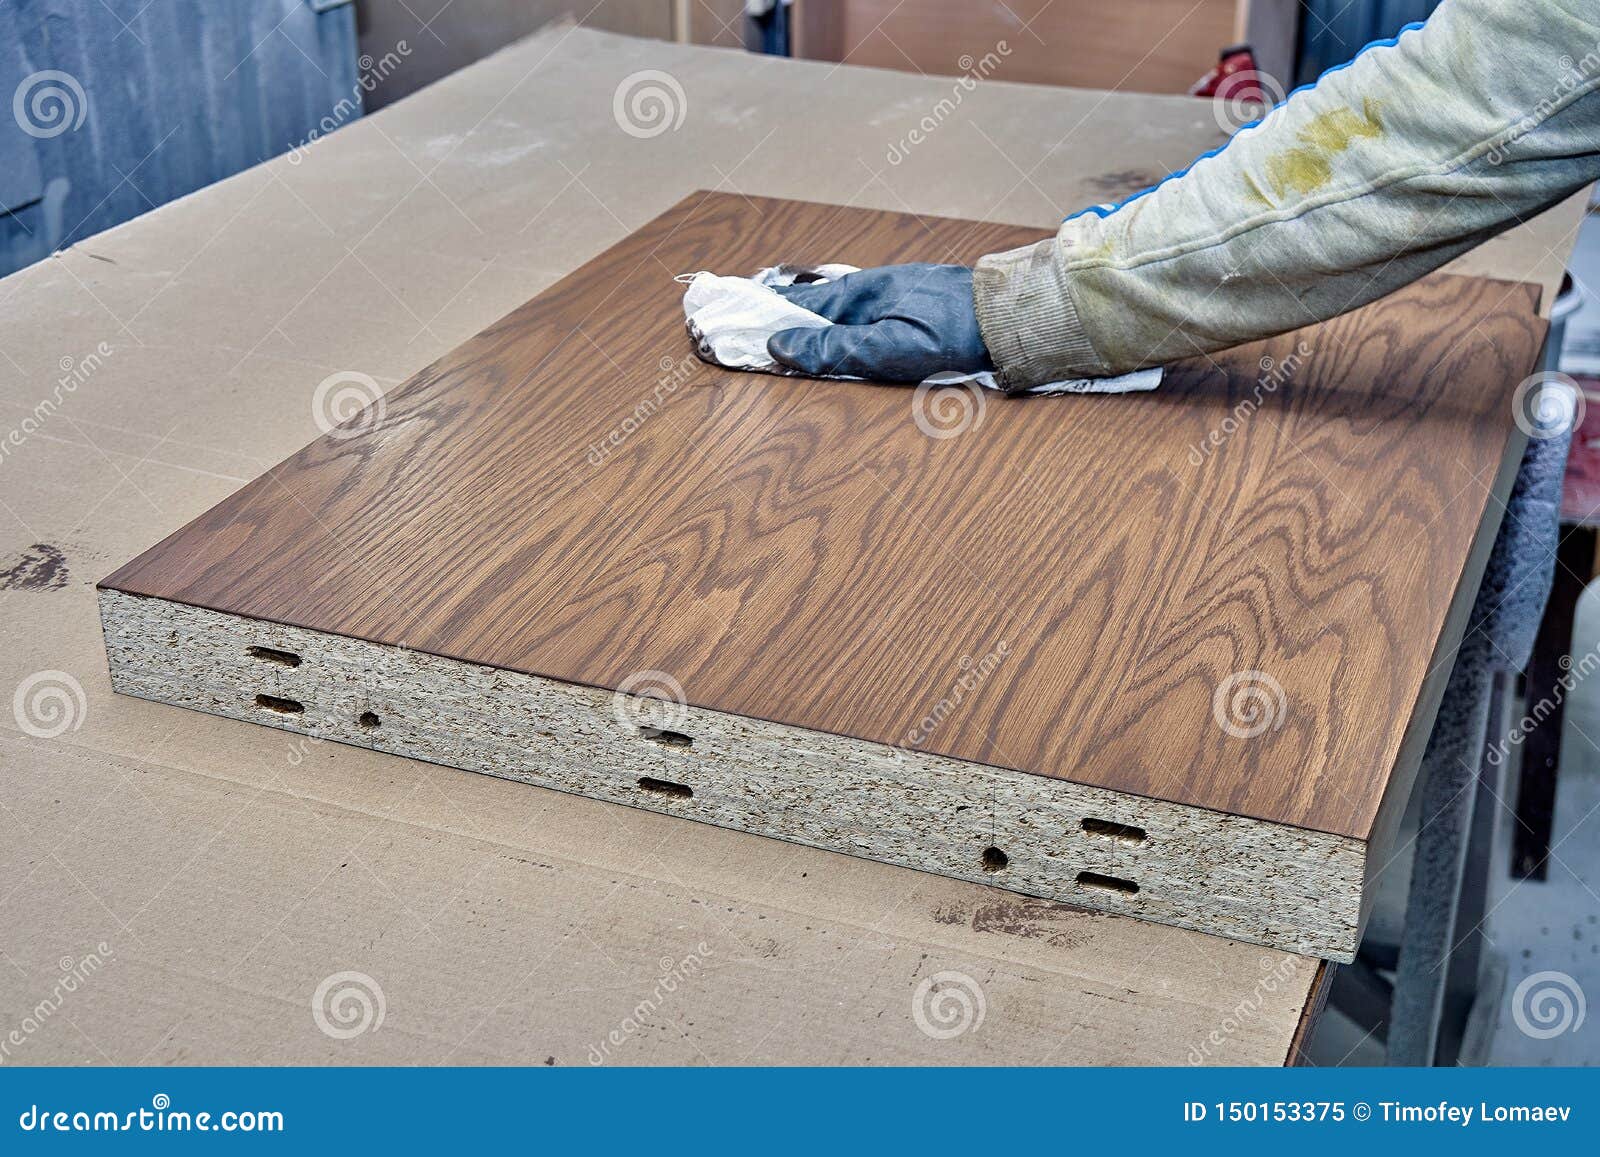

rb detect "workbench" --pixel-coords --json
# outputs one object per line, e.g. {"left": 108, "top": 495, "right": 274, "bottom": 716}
{"left": 0, "top": 26, "right": 1583, "bottom": 1065}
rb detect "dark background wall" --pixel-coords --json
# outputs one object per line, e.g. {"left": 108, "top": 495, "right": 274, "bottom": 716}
{"left": 1295, "top": 0, "right": 1444, "bottom": 84}
{"left": 1, "top": 0, "right": 359, "bottom": 276}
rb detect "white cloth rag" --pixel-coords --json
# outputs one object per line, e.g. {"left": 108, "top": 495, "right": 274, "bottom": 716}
{"left": 680, "top": 264, "right": 1162, "bottom": 396}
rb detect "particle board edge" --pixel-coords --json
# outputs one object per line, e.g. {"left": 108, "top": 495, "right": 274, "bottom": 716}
{"left": 1286, "top": 960, "right": 1335, "bottom": 1066}
{"left": 99, "top": 587, "right": 1365, "bottom": 960}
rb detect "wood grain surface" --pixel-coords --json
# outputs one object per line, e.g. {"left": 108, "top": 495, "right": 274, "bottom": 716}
{"left": 102, "top": 192, "right": 1545, "bottom": 841}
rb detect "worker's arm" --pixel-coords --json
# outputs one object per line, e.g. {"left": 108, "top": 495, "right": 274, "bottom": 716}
{"left": 771, "top": 0, "right": 1600, "bottom": 388}
{"left": 975, "top": 0, "right": 1600, "bottom": 387}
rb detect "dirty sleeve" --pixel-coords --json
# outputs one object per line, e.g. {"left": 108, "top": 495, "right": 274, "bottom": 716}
{"left": 972, "top": 0, "right": 1600, "bottom": 388}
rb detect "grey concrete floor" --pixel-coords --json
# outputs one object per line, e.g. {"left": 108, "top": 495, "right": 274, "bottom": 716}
{"left": 1481, "top": 587, "right": 1600, "bottom": 1064}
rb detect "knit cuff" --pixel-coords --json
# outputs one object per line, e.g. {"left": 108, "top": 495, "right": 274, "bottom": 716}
{"left": 973, "top": 237, "right": 1105, "bottom": 391}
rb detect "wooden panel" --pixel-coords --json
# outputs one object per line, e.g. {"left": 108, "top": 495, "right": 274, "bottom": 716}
{"left": 102, "top": 192, "right": 1543, "bottom": 845}
{"left": 355, "top": 0, "right": 678, "bottom": 110}
{"left": 687, "top": 0, "right": 747, "bottom": 48}
{"left": 793, "top": 0, "right": 1237, "bottom": 93}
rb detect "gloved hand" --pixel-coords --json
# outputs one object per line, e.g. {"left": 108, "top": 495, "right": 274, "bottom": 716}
{"left": 765, "top": 263, "right": 992, "bottom": 382}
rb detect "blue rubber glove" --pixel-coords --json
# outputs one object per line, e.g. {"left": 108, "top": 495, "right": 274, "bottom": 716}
{"left": 765, "top": 264, "right": 993, "bottom": 382}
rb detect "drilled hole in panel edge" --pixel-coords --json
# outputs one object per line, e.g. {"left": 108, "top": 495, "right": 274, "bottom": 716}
{"left": 639, "top": 726, "right": 692, "bottom": 748}
{"left": 1080, "top": 817, "right": 1147, "bottom": 845}
{"left": 246, "top": 645, "right": 301, "bottom": 668}
{"left": 1077, "top": 870, "right": 1138, "bottom": 896}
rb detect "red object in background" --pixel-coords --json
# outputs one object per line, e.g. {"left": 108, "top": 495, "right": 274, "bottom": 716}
{"left": 1190, "top": 44, "right": 1265, "bottom": 100}
{"left": 1560, "top": 375, "right": 1600, "bottom": 525}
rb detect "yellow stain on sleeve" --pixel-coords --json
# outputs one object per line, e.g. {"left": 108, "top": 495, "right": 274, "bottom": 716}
{"left": 1261, "top": 99, "right": 1384, "bottom": 200}
{"left": 1241, "top": 171, "right": 1272, "bottom": 208}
